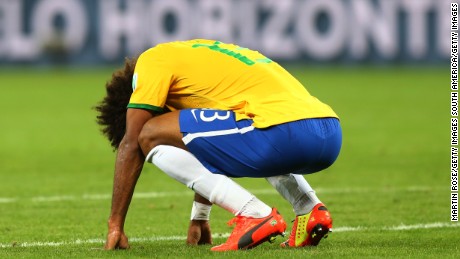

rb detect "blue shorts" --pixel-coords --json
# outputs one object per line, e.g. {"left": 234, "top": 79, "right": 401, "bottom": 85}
{"left": 179, "top": 109, "right": 342, "bottom": 178}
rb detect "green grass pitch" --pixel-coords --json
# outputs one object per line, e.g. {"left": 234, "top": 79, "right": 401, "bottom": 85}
{"left": 0, "top": 65, "right": 457, "bottom": 258}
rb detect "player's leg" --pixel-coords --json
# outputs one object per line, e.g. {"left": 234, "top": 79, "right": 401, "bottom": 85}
{"left": 138, "top": 110, "right": 286, "bottom": 250}
{"left": 266, "top": 174, "right": 332, "bottom": 247}
{"left": 266, "top": 118, "right": 341, "bottom": 248}
{"left": 144, "top": 145, "right": 270, "bottom": 217}
{"left": 139, "top": 111, "right": 269, "bottom": 217}
{"left": 144, "top": 144, "right": 285, "bottom": 251}
{"left": 266, "top": 174, "right": 320, "bottom": 216}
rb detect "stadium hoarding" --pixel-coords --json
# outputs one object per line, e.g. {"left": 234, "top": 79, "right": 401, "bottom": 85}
{"left": 0, "top": 0, "right": 455, "bottom": 64}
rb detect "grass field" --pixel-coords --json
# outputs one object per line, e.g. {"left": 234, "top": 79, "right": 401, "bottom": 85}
{"left": 0, "top": 65, "right": 456, "bottom": 258}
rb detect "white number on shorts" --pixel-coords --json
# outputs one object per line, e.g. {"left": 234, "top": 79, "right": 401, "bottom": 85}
{"left": 191, "top": 109, "right": 231, "bottom": 122}
{"left": 200, "top": 110, "right": 230, "bottom": 122}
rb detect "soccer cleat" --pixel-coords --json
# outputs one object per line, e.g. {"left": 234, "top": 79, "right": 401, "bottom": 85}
{"left": 280, "top": 203, "right": 332, "bottom": 248}
{"left": 211, "top": 208, "right": 287, "bottom": 251}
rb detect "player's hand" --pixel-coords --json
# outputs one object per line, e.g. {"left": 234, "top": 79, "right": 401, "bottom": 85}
{"left": 104, "top": 229, "right": 130, "bottom": 250}
{"left": 186, "top": 220, "right": 212, "bottom": 245}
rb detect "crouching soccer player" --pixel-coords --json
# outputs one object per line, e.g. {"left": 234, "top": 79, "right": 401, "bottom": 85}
{"left": 96, "top": 39, "right": 342, "bottom": 251}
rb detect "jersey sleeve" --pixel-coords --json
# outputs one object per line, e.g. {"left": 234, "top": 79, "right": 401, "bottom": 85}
{"left": 127, "top": 48, "right": 173, "bottom": 112}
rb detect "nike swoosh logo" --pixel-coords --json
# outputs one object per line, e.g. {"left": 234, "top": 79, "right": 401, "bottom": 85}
{"left": 237, "top": 216, "right": 273, "bottom": 249}
{"left": 190, "top": 109, "right": 198, "bottom": 122}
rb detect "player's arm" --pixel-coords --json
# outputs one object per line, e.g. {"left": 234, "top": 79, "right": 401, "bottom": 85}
{"left": 105, "top": 108, "right": 154, "bottom": 250}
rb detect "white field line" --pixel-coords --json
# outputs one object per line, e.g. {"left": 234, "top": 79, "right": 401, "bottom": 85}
{"left": 0, "top": 222, "right": 458, "bottom": 249}
{"left": 0, "top": 186, "right": 445, "bottom": 204}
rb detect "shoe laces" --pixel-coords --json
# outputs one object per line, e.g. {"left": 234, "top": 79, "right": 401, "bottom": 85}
{"left": 228, "top": 216, "right": 249, "bottom": 227}
{"left": 226, "top": 216, "right": 249, "bottom": 238}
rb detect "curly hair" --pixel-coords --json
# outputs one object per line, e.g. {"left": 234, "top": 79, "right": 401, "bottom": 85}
{"left": 95, "top": 57, "right": 137, "bottom": 150}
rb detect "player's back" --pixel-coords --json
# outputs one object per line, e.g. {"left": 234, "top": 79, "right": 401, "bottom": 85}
{"left": 133, "top": 39, "right": 338, "bottom": 128}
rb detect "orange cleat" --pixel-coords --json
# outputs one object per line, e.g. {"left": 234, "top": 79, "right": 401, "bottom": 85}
{"left": 211, "top": 208, "right": 286, "bottom": 251}
{"left": 281, "top": 203, "right": 332, "bottom": 248}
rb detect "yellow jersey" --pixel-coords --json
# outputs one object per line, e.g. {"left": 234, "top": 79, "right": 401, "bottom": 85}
{"left": 128, "top": 39, "right": 338, "bottom": 128}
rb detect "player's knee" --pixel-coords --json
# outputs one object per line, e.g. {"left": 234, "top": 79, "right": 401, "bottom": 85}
{"left": 138, "top": 123, "right": 161, "bottom": 155}
{"left": 138, "top": 111, "right": 185, "bottom": 155}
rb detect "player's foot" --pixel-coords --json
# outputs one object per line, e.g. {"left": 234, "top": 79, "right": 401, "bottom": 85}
{"left": 280, "top": 203, "right": 332, "bottom": 248}
{"left": 211, "top": 208, "right": 286, "bottom": 251}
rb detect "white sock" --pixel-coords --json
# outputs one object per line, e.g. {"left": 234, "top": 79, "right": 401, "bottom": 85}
{"left": 266, "top": 174, "right": 321, "bottom": 215}
{"left": 238, "top": 197, "right": 272, "bottom": 218}
{"left": 146, "top": 145, "right": 271, "bottom": 217}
